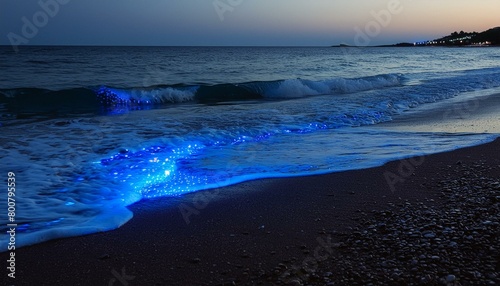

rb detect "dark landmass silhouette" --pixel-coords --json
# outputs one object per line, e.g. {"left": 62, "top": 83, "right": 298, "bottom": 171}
{"left": 333, "top": 26, "right": 500, "bottom": 47}
{"left": 415, "top": 26, "right": 500, "bottom": 46}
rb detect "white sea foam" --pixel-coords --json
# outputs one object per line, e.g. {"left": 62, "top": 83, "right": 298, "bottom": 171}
{"left": 262, "top": 74, "right": 403, "bottom": 99}
{"left": 2, "top": 53, "right": 500, "bottom": 250}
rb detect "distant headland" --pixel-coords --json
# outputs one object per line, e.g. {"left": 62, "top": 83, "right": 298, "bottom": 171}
{"left": 335, "top": 26, "right": 500, "bottom": 47}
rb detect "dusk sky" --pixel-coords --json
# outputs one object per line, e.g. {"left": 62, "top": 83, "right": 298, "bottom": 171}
{"left": 1, "top": 0, "right": 498, "bottom": 46}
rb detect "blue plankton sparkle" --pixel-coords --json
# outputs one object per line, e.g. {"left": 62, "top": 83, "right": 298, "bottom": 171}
{"left": 96, "top": 111, "right": 378, "bottom": 201}
{"left": 95, "top": 86, "right": 154, "bottom": 114}
{"left": 100, "top": 143, "right": 206, "bottom": 198}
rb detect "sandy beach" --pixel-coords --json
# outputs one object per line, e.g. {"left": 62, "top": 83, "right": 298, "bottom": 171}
{"left": 377, "top": 92, "right": 500, "bottom": 134}
{"left": 2, "top": 1, "right": 500, "bottom": 285}
{"left": 3, "top": 53, "right": 500, "bottom": 286}
{"left": 4, "top": 89, "right": 500, "bottom": 286}
{"left": 7, "top": 135, "right": 499, "bottom": 285}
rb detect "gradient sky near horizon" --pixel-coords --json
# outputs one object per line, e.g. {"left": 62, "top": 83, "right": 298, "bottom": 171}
{"left": 0, "top": 0, "right": 498, "bottom": 46}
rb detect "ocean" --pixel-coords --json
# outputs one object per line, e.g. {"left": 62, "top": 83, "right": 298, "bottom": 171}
{"left": 1, "top": 46, "right": 500, "bottom": 249}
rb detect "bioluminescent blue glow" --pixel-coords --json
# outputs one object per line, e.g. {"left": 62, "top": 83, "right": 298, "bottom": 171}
{"left": 2, "top": 48, "right": 500, "bottom": 251}
{"left": 93, "top": 74, "right": 404, "bottom": 115}
{"left": 101, "top": 144, "right": 205, "bottom": 197}
{"left": 89, "top": 68, "right": 500, "bottom": 203}
{"left": 95, "top": 86, "right": 197, "bottom": 115}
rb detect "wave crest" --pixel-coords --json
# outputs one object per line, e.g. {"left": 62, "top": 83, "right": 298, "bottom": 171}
{"left": 0, "top": 74, "right": 403, "bottom": 118}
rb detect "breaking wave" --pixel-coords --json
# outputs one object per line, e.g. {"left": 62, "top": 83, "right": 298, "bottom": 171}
{"left": 0, "top": 74, "right": 403, "bottom": 117}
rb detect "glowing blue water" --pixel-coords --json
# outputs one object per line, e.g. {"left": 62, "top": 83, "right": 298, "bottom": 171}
{"left": 1, "top": 46, "right": 500, "bottom": 249}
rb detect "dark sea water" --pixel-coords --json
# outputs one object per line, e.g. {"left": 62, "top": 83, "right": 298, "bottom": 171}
{"left": 1, "top": 46, "right": 500, "bottom": 248}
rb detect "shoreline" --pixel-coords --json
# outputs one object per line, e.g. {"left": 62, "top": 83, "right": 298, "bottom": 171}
{"left": 9, "top": 137, "right": 500, "bottom": 285}
{"left": 376, "top": 92, "right": 500, "bottom": 134}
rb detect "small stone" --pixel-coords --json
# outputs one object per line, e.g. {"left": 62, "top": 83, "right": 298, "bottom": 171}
{"left": 446, "top": 274, "right": 456, "bottom": 283}
{"left": 98, "top": 254, "right": 110, "bottom": 260}
{"left": 190, "top": 258, "right": 201, "bottom": 264}
{"left": 287, "top": 279, "right": 302, "bottom": 286}
{"left": 423, "top": 232, "right": 436, "bottom": 238}
{"left": 486, "top": 273, "right": 497, "bottom": 279}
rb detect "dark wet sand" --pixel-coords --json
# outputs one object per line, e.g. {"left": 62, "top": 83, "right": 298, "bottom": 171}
{"left": 7, "top": 138, "right": 500, "bottom": 285}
